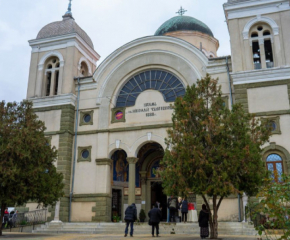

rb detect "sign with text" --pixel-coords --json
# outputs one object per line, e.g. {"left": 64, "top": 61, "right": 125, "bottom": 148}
{"left": 125, "top": 90, "right": 174, "bottom": 124}
{"left": 124, "top": 188, "right": 142, "bottom": 196}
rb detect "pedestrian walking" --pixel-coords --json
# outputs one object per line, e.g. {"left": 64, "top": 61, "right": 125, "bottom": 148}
{"left": 148, "top": 204, "right": 162, "bottom": 237}
{"left": 181, "top": 198, "right": 188, "bottom": 223}
{"left": 168, "top": 195, "right": 177, "bottom": 222}
{"left": 12, "top": 210, "right": 18, "bottom": 227}
{"left": 124, "top": 203, "right": 137, "bottom": 237}
{"left": 198, "top": 204, "right": 210, "bottom": 239}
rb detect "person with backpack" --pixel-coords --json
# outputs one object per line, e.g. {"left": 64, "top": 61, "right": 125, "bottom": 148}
{"left": 168, "top": 196, "right": 177, "bottom": 222}
{"left": 124, "top": 203, "right": 137, "bottom": 237}
{"left": 181, "top": 198, "right": 189, "bottom": 223}
{"left": 148, "top": 204, "right": 162, "bottom": 237}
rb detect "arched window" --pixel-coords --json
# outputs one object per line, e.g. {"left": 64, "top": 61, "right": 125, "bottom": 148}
{"left": 250, "top": 24, "right": 274, "bottom": 70}
{"left": 80, "top": 61, "right": 89, "bottom": 77}
{"left": 44, "top": 57, "right": 60, "bottom": 96}
{"left": 266, "top": 153, "right": 284, "bottom": 182}
{"left": 116, "top": 70, "right": 186, "bottom": 107}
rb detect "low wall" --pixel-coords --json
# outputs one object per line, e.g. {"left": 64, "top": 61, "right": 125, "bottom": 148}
{"left": 2, "top": 224, "right": 43, "bottom": 233}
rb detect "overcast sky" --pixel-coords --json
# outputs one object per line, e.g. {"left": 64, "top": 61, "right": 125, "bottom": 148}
{"left": 0, "top": 0, "right": 231, "bottom": 103}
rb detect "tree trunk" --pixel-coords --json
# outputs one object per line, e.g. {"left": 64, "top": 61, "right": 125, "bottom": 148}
{"left": 212, "top": 196, "right": 218, "bottom": 239}
{"left": 202, "top": 195, "right": 224, "bottom": 239}
{"left": 0, "top": 203, "right": 6, "bottom": 236}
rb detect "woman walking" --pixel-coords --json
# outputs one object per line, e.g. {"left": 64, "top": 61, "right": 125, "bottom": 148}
{"left": 198, "top": 204, "right": 209, "bottom": 239}
{"left": 181, "top": 198, "right": 188, "bottom": 223}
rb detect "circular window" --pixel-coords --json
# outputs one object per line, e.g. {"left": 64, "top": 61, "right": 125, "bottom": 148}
{"left": 52, "top": 59, "right": 57, "bottom": 63}
{"left": 257, "top": 26, "right": 263, "bottom": 31}
{"left": 83, "top": 114, "right": 91, "bottom": 123}
{"left": 82, "top": 150, "right": 89, "bottom": 159}
{"left": 115, "top": 111, "right": 124, "bottom": 120}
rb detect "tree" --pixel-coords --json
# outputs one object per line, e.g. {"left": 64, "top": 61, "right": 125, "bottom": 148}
{"left": 0, "top": 101, "right": 64, "bottom": 236}
{"left": 159, "top": 74, "right": 271, "bottom": 239}
{"left": 254, "top": 174, "right": 290, "bottom": 240}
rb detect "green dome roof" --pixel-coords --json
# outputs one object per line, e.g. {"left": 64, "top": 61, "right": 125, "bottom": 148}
{"left": 155, "top": 16, "right": 214, "bottom": 37}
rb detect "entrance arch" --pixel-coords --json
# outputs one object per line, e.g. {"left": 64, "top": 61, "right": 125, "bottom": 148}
{"left": 137, "top": 142, "right": 167, "bottom": 220}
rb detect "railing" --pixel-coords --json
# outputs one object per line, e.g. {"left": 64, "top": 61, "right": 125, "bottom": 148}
{"left": 14, "top": 209, "right": 48, "bottom": 227}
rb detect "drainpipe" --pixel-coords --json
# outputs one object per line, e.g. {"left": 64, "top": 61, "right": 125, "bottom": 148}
{"left": 69, "top": 77, "right": 81, "bottom": 222}
{"left": 226, "top": 56, "right": 242, "bottom": 222}
{"left": 226, "top": 56, "right": 233, "bottom": 108}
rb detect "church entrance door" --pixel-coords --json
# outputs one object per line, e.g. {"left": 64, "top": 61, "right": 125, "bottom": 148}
{"left": 151, "top": 181, "right": 167, "bottom": 221}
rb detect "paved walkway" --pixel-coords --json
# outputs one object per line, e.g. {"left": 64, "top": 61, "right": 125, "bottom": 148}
{"left": 0, "top": 233, "right": 261, "bottom": 240}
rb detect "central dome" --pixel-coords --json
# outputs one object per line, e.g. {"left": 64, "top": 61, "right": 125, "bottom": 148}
{"left": 155, "top": 16, "right": 214, "bottom": 37}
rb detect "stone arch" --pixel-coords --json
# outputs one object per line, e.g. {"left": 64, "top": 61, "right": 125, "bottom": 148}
{"left": 262, "top": 142, "right": 290, "bottom": 174}
{"left": 38, "top": 51, "right": 64, "bottom": 70}
{"left": 108, "top": 143, "right": 130, "bottom": 159}
{"left": 132, "top": 135, "right": 166, "bottom": 158}
{"left": 78, "top": 56, "right": 92, "bottom": 75}
{"left": 243, "top": 15, "right": 279, "bottom": 39}
{"left": 94, "top": 36, "right": 207, "bottom": 106}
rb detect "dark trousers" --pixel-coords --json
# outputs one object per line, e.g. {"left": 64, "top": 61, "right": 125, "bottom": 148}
{"left": 182, "top": 212, "right": 187, "bottom": 222}
{"left": 169, "top": 207, "right": 176, "bottom": 222}
{"left": 125, "top": 221, "right": 134, "bottom": 236}
{"left": 152, "top": 223, "right": 159, "bottom": 236}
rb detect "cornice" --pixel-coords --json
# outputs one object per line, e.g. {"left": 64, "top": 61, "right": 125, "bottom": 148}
{"left": 29, "top": 33, "right": 100, "bottom": 62}
{"left": 75, "top": 77, "right": 97, "bottom": 91}
{"left": 231, "top": 66, "right": 290, "bottom": 85}
{"left": 224, "top": 0, "right": 289, "bottom": 20}
{"left": 29, "top": 93, "right": 77, "bottom": 108}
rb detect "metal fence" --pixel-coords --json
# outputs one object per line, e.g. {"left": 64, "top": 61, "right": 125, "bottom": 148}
{"left": 14, "top": 209, "right": 48, "bottom": 226}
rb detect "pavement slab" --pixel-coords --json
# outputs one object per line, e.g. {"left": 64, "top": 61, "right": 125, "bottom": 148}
{"left": 0, "top": 233, "right": 261, "bottom": 240}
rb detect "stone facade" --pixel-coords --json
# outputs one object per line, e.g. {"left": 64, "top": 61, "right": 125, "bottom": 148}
{"left": 23, "top": 0, "right": 290, "bottom": 223}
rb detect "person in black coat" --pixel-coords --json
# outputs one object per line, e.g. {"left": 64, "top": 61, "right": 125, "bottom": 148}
{"left": 124, "top": 203, "right": 137, "bottom": 237}
{"left": 181, "top": 198, "right": 188, "bottom": 223}
{"left": 148, "top": 204, "right": 162, "bottom": 237}
{"left": 198, "top": 204, "right": 210, "bottom": 239}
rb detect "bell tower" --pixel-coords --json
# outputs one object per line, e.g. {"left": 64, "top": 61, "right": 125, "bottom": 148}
{"left": 25, "top": 1, "right": 100, "bottom": 222}
{"left": 27, "top": 0, "right": 100, "bottom": 100}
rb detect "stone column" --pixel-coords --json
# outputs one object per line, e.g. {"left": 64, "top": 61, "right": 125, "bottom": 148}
{"left": 49, "top": 70, "right": 56, "bottom": 96}
{"left": 57, "top": 65, "right": 64, "bottom": 95}
{"left": 35, "top": 68, "right": 44, "bottom": 97}
{"left": 242, "top": 193, "right": 248, "bottom": 222}
{"left": 51, "top": 201, "right": 62, "bottom": 223}
{"left": 127, "top": 157, "right": 138, "bottom": 205}
{"left": 259, "top": 38, "right": 266, "bottom": 69}
{"left": 140, "top": 171, "right": 147, "bottom": 211}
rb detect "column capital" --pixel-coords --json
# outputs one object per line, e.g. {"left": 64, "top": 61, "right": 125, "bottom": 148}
{"left": 139, "top": 171, "right": 147, "bottom": 177}
{"left": 95, "top": 158, "right": 113, "bottom": 166}
{"left": 127, "top": 157, "right": 138, "bottom": 164}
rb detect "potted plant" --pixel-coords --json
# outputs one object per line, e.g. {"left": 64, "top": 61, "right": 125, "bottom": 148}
{"left": 113, "top": 215, "right": 118, "bottom": 222}
{"left": 139, "top": 209, "right": 146, "bottom": 222}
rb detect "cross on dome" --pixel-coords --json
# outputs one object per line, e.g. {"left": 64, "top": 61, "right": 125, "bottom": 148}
{"left": 176, "top": 6, "right": 187, "bottom": 16}
{"left": 66, "top": 0, "right": 72, "bottom": 15}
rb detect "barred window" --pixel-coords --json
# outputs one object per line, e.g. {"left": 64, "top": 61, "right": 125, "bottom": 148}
{"left": 116, "top": 70, "right": 185, "bottom": 107}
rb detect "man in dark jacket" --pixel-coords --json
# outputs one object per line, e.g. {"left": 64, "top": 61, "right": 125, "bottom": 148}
{"left": 148, "top": 204, "right": 162, "bottom": 237}
{"left": 124, "top": 203, "right": 137, "bottom": 237}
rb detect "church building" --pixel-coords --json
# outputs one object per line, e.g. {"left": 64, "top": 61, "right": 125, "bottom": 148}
{"left": 25, "top": 0, "right": 290, "bottom": 222}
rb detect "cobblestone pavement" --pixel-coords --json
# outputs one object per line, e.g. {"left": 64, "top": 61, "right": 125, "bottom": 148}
{"left": 0, "top": 233, "right": 261, "bottom": 240}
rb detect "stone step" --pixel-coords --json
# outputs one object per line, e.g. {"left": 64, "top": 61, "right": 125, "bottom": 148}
{"left": 33, "top": 222, "right": 258, "bottom": 236}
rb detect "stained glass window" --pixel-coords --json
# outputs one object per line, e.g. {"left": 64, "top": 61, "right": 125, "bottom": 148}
{"left": 116, "top": 70, "right": 186, "bottom": 107}
{"left": 266, "top": 153, "right": 284, "bottom": 182}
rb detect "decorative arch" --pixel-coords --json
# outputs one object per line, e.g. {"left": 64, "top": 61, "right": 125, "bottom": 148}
{"left": 243, "top": 15, "right": 279, "bottom": 39}
{"left": 94, "top": 36, "right": 207, "bottom": 106}
{"left": 133, "top": 136, "right": 166, "bottom": 158}
{"left": 262, "top": 142, "right": 290, "bottom": 174}
{"left": 78, "top": 56, "right": 92, "bottom": 75}
{"left": 38, "top": 51, "right": 64, "bottom": 70}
